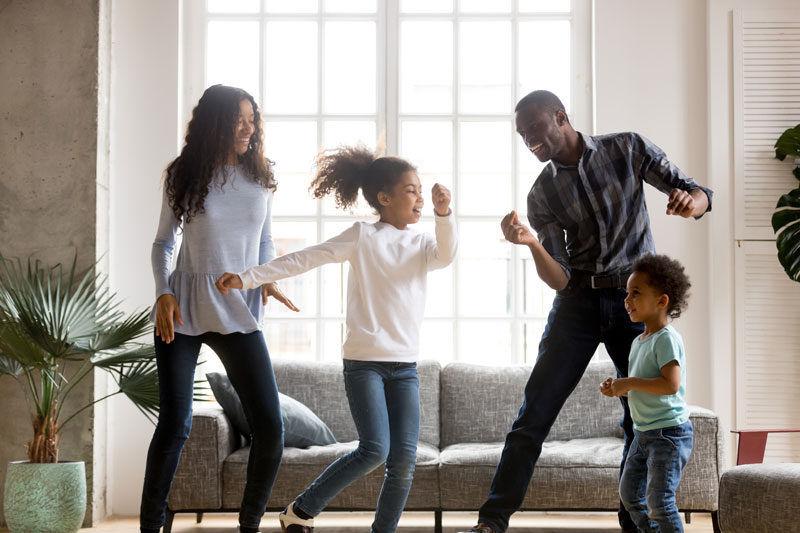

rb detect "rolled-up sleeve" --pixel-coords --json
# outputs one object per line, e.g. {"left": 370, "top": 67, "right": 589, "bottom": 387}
{"left": 633, "top": 133, "right": 713, "bottom": 218}
{"left": 528, "top": 186, "right": 571, "bottom": 279}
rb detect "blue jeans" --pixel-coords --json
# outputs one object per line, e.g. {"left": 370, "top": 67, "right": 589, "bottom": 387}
{"left": 478, "top": 285, "right": 644, "bottom": 533}
{"left": 620, "top": 421, "right": 694, "bottom": 533}
{"left": 295, "top": 360, "right": 420, "bottom": 533}
{"left": 140, "top": 331, "right": 283, "bottom": 531}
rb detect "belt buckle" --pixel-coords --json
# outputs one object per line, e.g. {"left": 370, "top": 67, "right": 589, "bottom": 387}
{"left": 590, "top": 274, "right": 613, "bottom": 289}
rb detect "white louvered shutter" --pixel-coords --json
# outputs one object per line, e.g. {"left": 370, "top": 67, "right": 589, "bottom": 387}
{"left": 733, "top": 9, "right": 800, "bottom": 462}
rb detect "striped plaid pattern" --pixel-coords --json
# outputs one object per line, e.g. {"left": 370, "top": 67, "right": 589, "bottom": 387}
{"left": 527, "top": 132, "right": 713, "bottom": 277}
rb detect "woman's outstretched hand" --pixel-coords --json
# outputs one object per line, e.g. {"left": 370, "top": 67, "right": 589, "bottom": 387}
{"left": 261, "top": 282, "right": 300, "bottom": 312}
{"left": 432, "top": 183, "right": 452, "bottom": 216}
{"left": 155, "top": 293, "right": 183, "bottom": 344}
{"left": 215, "top": 272, "right": 243, "bottom": 294}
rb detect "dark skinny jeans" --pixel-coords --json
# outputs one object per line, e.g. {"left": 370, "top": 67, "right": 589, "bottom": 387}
{"left": 140, "top": 330, "right": 283, "bottom": 531}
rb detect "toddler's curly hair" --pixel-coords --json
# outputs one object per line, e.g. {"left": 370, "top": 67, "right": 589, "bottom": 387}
{"left": 631, "top": 254, "right": 691, "bottom": 319}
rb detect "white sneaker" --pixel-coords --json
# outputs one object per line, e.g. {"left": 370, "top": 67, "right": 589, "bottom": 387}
{"left": 278, "top": 501, "right": 314, "bottom": 533}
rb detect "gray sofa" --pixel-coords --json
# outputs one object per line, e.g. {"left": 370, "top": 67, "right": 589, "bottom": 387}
{"left": 166, "top": 359, "right": 724, "bottom": 533}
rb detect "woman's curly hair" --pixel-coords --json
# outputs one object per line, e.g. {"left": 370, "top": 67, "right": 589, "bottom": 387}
{"left": 310, "top": 144, "right": 415, "bottom": 213}
{"left": 164, "top": 85, "right": 275, "bottom": 222}
{"left": 631, "top": 254, "right": 691, "bottom": 319}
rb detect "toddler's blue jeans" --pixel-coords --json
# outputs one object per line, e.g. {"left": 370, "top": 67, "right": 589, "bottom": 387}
{"left": 620, "top": 420, "right": 694, "bottom": 533}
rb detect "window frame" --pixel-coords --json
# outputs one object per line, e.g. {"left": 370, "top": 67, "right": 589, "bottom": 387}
{"left": 180, "top": 0, "right": 593, "bottom": 364}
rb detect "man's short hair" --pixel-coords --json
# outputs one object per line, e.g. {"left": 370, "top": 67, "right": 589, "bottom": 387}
{"left": 515, "top": 90, "right": 567, "bottom": 117}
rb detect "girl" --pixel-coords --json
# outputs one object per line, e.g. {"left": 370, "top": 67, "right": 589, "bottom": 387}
{"left": 142, "top": 84, "right": 297, "bottom": 533}
{"left": 600, "top": 254, "right": 693, "bottom": 533}
{"left": 216, "top": 145, "right": 457, "bottom": 533}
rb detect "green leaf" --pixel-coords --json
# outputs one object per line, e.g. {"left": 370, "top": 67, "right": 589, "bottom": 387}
{"left": 0, "top": 321, "right": 53, "bottom": 368}
{"left": 772, "top": 189, "right": 800, "bottom": 282}
{"left": 114, "top": 360, "right": 160, "bottom": 423}
{"left": 92, "top": 344, "right": 155, "bottom": 367}
{"left": 0, "top": 251, "right": 159, "bottom": 458}
{"left": 0, "top": 353, "right": 23, "bottom": 376}
{"left": 86, "top": 311, "right": 152, "bottom": 353}
{"left": 775, "top": 124, "right": 800, "bottom": 161}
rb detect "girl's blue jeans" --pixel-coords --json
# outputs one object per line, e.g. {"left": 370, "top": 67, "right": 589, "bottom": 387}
{"left": 295, "top": 360, "right": 420, "bottom": 533}
{"left": 140, "top": 330, "right": 283, "bottom": 531}
{"left": 620, "top": 420, "right": 694, "bottom": 533}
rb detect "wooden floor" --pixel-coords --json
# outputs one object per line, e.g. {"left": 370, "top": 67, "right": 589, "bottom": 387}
{"left": 2, "top": 511, "right": 716, "bottom": 532}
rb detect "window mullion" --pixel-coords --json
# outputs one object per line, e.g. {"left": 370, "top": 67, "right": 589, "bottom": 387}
{"left": 316, "top": 8, "right": 325, "bottom": 361}
{"left": 452, "top": 9, "right": 460, "bottom": 361}
{"left": 511, "top": 2, "right": 521, "bottom": 364}
{"left": 384, "top": 0, "right": 398, "bottom": 154}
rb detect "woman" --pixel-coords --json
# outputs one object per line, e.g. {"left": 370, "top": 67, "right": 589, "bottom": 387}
{"left": 140, "top": 84, "right": 297, "bottom": 533}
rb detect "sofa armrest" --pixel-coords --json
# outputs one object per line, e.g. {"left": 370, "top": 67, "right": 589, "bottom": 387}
{"left": 168, "top": 402, "right": 239, "bottom": 511}
{"left": 676, "top": 405, "right": 724, "bottom": 511}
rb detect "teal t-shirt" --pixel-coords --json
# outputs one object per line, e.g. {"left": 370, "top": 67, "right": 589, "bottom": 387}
{"left": 627, "top": 324, "right": 689, "bottom": 431}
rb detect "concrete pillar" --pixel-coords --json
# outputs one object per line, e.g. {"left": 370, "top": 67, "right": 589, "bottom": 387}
{"left": 0, "top": 0, "right": 108, "bottom": 526}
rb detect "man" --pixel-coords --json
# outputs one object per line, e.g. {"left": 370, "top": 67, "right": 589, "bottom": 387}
{"left": 459, "top": 90, "right": 712, "bottom": 533}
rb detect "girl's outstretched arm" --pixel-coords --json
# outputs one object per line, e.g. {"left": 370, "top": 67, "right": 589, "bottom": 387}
{"left": 216, "top": 222, "right": 361, "bottom": 292}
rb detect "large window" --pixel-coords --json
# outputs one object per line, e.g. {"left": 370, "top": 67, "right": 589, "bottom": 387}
{"left": 183, "top": 0, "right": 592, "bottom": 364}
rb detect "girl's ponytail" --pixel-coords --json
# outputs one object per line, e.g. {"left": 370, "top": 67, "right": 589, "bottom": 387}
{"left": 310, "top": 144, "right": 415, "bottom": 213}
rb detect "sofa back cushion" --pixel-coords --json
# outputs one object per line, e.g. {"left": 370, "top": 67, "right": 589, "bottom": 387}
{"left": 440, "top": 360, "right": 623, "bottom": 447}
{"left": 272, "top": 359, "right": 441, "bottom": 447}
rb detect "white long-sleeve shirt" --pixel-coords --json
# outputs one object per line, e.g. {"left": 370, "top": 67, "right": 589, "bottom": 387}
{"left": 239, "top": 214, "right": 457, "bottom": 362}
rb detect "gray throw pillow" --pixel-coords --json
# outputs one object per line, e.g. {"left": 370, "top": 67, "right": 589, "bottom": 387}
{"left": 206, "top": 372, "right": 336, "bottom": 449}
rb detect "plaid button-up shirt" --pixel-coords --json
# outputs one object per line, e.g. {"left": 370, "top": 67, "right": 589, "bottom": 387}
{"left": 527, "top": 132, "right": 713, "bottom": 278}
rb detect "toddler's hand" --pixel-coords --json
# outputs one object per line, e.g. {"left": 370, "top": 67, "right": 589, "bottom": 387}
{"left": 216, "top": 272, "right": 243, "bottom": 294}
{"left": 601, "top": 377, "right": 631, "bottom": 397}
{"left": 600, "top": 377, "right": 614, "bottom": 397}
{"left": 432, "top": 183, "right": 451, "bottom": 216}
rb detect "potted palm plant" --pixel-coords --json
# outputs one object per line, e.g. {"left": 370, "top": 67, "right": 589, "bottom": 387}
{"left": 772, "top": 124, "right": 800, "bottom": 282}
{"left": 0, "top": 253, "right": 160, "bottom": 533}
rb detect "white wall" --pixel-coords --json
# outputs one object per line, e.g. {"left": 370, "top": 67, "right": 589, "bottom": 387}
{"left": 595, "top": 0, "right": 713, "bottom": 409}
{"left": 108, "top": 0, "right": 180, "bottom": 515}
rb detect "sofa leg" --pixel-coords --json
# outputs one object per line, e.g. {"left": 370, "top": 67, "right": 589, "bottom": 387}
{"left": 685, "top": 511, "right": 691, "bottom": 524}
{"left": 164, "top": 509, "right": 175, "bottom": 533}
{"left": 434, "top": 510, "right": 442, "bottom": 533}
{"left": 197, "top": 511, "right": 204, "bottom": 523}
{"left": 711, "top": 511, "right": 721, "bottom": 533}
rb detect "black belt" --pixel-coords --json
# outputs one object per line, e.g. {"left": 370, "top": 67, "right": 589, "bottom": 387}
{"left": 571, "top": 270, "right": 631, "bottom": 289}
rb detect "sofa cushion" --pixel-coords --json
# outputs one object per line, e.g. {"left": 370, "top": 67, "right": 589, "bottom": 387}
{"left": 439, "top": 437, "right": 624, "bottom": 468}
{"left": 223, "top": 441, "right": 441, "bottom": 510}
{"left": 438, "top": 407, "right": 720, "bottom": 512}
{"left": 272, "top": 359, "right": 441, "bottom": 447}
{"left": 440, "top": 360, "right": 623, "bottom": 447}
{"left": 438, "top": 438, "right": 623, "bottom": 510}
{"left": 207, "top": 372, "right": 335, "bottom": 448}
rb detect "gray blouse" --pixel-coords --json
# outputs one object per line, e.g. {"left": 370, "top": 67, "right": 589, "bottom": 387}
{"left": 150, "top": 166, "right": 275, "bottom": 335}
